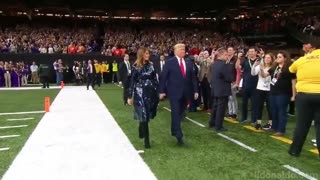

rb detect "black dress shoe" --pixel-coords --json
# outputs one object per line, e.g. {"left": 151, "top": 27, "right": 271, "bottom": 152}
{"left": 288, "top": 151, "right": 300, "bottom": 157}
{"left": 208, "top": 124, "right": 215, "bottom": 129}
{"left": 177, "top": 138, "right": 184, "bottom": 145}
{"left": 144, "top": 142, "right": 151, "bottom": 149}
{"left": 215, "top": 127, "right": 228, "bottom": 132}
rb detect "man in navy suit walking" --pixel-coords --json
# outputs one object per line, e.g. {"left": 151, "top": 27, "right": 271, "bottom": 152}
{"left": 209, "top": 48, "right": 234, "bottom": 131}
{"left": 159, "top": 43, "right": 199, "bottom": 145}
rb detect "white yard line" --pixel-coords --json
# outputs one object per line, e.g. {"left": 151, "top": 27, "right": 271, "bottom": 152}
{"left": 217, "top": 133, "right": 257, "bottom": 152}
{"left": 7, "top": 118, "right": 34, "bottom": 121}
{"left": 0, "top": 125, "right": 28, "bottom": 129}
{"left": 185, "top": 117, "right": 206, "bottom": 128}
{"left": 283, "top": 165, "right": 317, "bottom": 180}
{"left": 2, "top": 86, "right": 157, "bottom": 180}
{"left": 115, "top": 84, "right": 124, "bottom": 89}
{"left": 0, "top": 135, "right": 20, "bottom": 139}
{"left": 0, "top": 87, "right": 60, "bottom": 91}
{"left": 163, "top": 107, "right": 205, "bottom": 127}
{"left": 0, "top": 111, "right": 45, "bottom": 116}
{"left": 0, "top": 148, "right": 10, "bottom": 151}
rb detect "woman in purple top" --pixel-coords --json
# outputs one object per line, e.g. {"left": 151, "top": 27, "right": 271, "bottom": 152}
{"left": 11, "top": 66, "right": 20, "bottom": 87}
{"left": 0, "top": 64, "right": 4, "bottom": 87}
{"left": 20, "top": 65, "right": 28, "bottom": 86}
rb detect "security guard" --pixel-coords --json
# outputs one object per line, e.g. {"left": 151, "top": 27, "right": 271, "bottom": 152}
{"left": 94, "top": 60, "right": 102, "bottom": 87}
{"left": 111, "top": 60, "right": 118, "bottom": 83}
{"left": 289, "top": 42, "right": 320, "bottom": 157}
{"left": 38, "top": 63, "right": 50, "bottom": 88}
{"left": 101, "top": 61, "right": 110, "bottom": 84}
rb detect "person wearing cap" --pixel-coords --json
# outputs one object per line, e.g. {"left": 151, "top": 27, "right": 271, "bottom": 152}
{"left": 289, "top": 42, "right": 320, "bottom": 157}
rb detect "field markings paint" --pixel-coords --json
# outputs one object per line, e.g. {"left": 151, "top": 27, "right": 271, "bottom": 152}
{"left": 243, "top": 125, "right": 265, "bottom": 133}
{"left": 206, "top": 113, "right": 239, "bottom": 124}
{"left": 7, "top": 118, "right": 34, "bottom": 121}
{"left": 163, "top": 107, "right": 205, "bottom": 128}
{"left": 270, "top": 136, "right": 293, "bottom": 144}
{"left": 0, "top": 111, "right": 45, "bottom": 116}
{"left": 0, "top": 135, "right": 20, "bottom": 139}
{"left": 283, "top": 165, "right": 317, "bottom": 180}
{"left": 217, "top": 133, "right": 257, "bottom": 152}
{"left": 0, "top": 125, "right": 28, "bottom": 129}
{"left": 0, "top": 148, "right": 10, "bottom": 151}
{"left": 309, "top": 149, "right": 319, "bottom": 155}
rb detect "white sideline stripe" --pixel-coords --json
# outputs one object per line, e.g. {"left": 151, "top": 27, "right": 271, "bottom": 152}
{"left": 2, "top": 86, "right": 157, "bottom": 180}
{"left": 185, "top": 117, "right": 206, "bottom": 128}
{"left": 0, "top": 148, "right": 10, "bottom": 151}
{"left": 7, "top": 118, "right": 34, "bottom": 121}
{"left": 217, "top": 133, "right": 257, "bottom": 152}
{"left": 283, "top": 165, "right": 317, "bottom": 180}
{"left": 0, "top": 111, "right": 45, "bottom": 116}
{"left": 0, "top": 125, "right": 28, "bottom": 129}
{"left": 0, "top": 86, "right": 60, "bottom": 91}
{"left": 163, "top": 107, "right": 205, "bottom": 128}
{"left": 0, "top": 135, "right": 20, "bottom": 139}
{"left": 115, "top": 84, "right": 124, "bottom": 89}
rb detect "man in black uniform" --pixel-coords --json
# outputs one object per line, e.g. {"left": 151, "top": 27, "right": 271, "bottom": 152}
{"left": 38, "top": 63, "right": 50, "bottom": 88}
{"left": 209, "top": 48, "right": 234, "bottom": 131}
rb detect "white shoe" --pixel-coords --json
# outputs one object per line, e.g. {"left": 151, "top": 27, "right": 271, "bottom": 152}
{"left": 313, "top": 143, "right": 317, "bottom": 147}
{"left": 312, "top": 139, "right": 317, "bottom": 143}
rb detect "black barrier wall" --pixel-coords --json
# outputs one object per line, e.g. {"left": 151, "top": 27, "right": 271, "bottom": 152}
{"left": 0, "top": 53, "right": 132, "bottom": 64}
{"left": 0, "top": 53, "right": 160, "bottom": 84}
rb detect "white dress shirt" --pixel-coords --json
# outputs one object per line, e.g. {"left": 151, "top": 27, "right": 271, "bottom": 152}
{"left": 125, "top": 61, "right": 131, "bottom": 75}
{"left": 160, "top": 60, "right": 165, "bottom": 72}
{"left": 30, "top": 65, "right": 38, "bottom": 73}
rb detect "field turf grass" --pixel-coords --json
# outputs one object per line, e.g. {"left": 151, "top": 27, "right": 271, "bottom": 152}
{"left": 0, "top": 89, "right": 59, "bottom": 178}
{"left": 97, "top": 84, "right": 320, "bottom": 180}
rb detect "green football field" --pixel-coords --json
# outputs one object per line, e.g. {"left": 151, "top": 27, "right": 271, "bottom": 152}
{"left": 0, "top": 89, "right": 59, "bottom": 178}
{"left": 0, "top": 85, "right": 319, "bottom": 180}
{"left": 97, "top": 84, "right": 320, "bottom": 180}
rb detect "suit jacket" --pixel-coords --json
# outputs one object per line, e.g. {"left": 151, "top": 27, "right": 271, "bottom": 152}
{"left": 119, "top": 61, "right": 130, "bottom": 83}
{"left": 154, "top": 60, "right": 166, "bottom": 76}
{"left": 159, "top": 56, "right": 198, "bottom": 100}
{"left": 198, "top": 58, "right": 213, "bottom": 82}
{"left": 210, "top": 59, "right": 233, "bottom": 97}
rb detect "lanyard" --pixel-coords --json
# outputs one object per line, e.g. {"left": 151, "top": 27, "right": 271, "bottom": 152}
{"left": 248, "top": 59, "right": 254, "bottom": 69}
{"left": 273, "top": 66, "right": 281, "bottom": 78}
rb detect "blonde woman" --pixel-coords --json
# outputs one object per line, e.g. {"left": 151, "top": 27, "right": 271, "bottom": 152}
{"left": 127, "top": 47, "right": 159, "bottom": 149}
{"left": 252, "top": 53, "right": 274, "bottom": 130}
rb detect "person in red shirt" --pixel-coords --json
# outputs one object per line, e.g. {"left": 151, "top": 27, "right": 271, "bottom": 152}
{"left": 67, "top": 42, "right": 76, "bottom": 54}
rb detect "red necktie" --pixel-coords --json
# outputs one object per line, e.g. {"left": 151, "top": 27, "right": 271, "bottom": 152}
{"left": 180, "top": 58, "right": 185, "bottom": 77}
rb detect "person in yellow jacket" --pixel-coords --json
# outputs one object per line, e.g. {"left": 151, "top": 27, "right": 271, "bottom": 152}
{"left": 101, "top": 61, "right": 110, "bottom": 83}
{"left": 289, "top": 42, "right": 320, "bottom": 158}
{"left": 94, "top": 60, "right": 102, "bottom": 87}
{"left": 111, "top": 60, "right": 119, "bottom": 83}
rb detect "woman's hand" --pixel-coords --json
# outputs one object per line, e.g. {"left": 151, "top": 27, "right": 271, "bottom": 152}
{"left": 127, "top": 98, "right": 133, "bottom": 105}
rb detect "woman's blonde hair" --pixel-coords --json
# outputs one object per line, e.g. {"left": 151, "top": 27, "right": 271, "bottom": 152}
{"left": 264, "top": 53, "right": 275, "bottom": 67}
{"left": 135, "top": 47, "right": 149, "bottom": 69}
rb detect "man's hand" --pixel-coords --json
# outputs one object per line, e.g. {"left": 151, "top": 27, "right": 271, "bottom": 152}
{"left": 194, "top": 93, "right": 199, "bottom": 100}
{"left": 127, "top": 98, "right": 133, "bottom": 105}
{"left": 119, "top": 81, "right": 122, "bottom": 85}
{"left": 159, "top": 93, "right": 166, "bottom": 100}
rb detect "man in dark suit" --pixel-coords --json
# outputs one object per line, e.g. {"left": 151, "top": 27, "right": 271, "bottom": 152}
{"left": 154, "top": 55, "right": 166, "bottom": 76}
{"left": 119, "top": 54, "right": 131, "bottom": 105}
{"left": 209, "top": 48, "right": 234, "bottom": 131}
{"left": 159, "top": 43, "right": 199, "bottom": 145}
{"left": 86, "top": 59, "right": 96, "bottom": 90}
